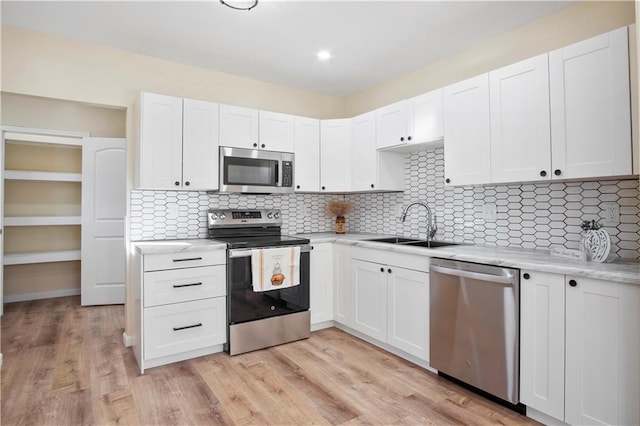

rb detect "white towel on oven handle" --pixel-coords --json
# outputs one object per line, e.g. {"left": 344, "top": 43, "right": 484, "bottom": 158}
{"left": 251, "top": 246, "right": 300, "bottom": 292}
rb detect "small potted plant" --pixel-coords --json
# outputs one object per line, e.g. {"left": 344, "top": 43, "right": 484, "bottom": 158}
{"left": 326, "top": 200, "right": 353, "bottom": 234}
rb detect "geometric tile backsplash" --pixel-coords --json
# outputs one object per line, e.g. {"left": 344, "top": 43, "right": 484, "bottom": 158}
{"left": 130, "top": 147, "right": 640, "bottom": 261}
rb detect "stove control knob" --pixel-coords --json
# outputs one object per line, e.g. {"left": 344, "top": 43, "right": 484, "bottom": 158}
{"left": 219, "top": 213, "right": 226, "bottom": 220}
{"left": 273, "top": 212, "right": 280, "bottom": 219}
{"left": 210, "top": 213, "right": 218, "bottom": 220}
{"left": 267, "top": 212, "right": 273, "bottom": 219}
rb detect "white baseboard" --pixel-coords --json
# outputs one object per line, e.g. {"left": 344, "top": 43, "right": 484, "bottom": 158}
{"left": 122, "top": 332, "right": 133, "bottom": 347}
{"left": 311, "top": 320, "right": 334, "bottom": 331}
{"left": 3, "top": 288, "right": 81, "bottom": 303}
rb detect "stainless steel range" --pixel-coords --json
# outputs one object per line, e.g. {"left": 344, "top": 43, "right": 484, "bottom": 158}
{"left": 207, "top": 209, "right": 311, "bottom": 355}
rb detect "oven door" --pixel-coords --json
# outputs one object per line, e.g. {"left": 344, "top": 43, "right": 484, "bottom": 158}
{"left": 227, "top": 246, "right": 310, "bottom": 325}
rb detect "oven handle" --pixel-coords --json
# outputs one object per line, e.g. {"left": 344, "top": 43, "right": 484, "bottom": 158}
{"left": 229, "top": 244, "right": 313, "bottom": 258}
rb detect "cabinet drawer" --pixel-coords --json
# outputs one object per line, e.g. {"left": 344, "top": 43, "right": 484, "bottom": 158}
{"left": 144, "top": 297, "right": 226, "bottom": 361}
{"left": 144, "top": 265, "right": 226, "bottom": 307}
{"left": 144, "top": 250, "right": 225, "bottom": 272}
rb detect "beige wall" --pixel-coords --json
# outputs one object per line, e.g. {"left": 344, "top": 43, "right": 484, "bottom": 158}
{"left": 343, "top": 1, "right": 636, "bottom": 116}
{"left": 4, "top": 262, "right": 80, "bottom": 298}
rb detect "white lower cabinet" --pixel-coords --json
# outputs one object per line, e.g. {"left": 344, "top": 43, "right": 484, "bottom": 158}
{"left": 131, "top": 247, "right": 227, "bottom": 373}
{"left": 310, "top": 243, "right": 333, "bottom": 326}
{"left": 350, "top": 247, "right": 429, "bottom": 362}
{"left": 521, "top": 271, "right": 640, "bottom": 425}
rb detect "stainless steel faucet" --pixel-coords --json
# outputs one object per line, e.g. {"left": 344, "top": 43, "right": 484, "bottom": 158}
{"left": 400, "top": 201, "right": 437, "bottom": 240}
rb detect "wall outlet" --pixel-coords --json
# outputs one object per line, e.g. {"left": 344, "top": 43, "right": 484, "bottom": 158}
{"left": 601, "top": 202, "right": 620, "bottom": 226}
{"left": 167, "top": 203, "right": 179, "bottom": 219}
{"left": 482, "top": 203, "right": 497, "bottom": 222}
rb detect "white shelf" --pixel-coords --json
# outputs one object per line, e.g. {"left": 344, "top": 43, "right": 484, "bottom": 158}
{"left": 3, "top": 132, "right": 84, "bottom": 147}
{"left": 4, "top": 250, "right": 81, "bottom": 265}
{"left": 4, "top": 170, "right": 82, "bottom": 182}
{"left": 4, "top": 216, "right": 81, "bottom": 226}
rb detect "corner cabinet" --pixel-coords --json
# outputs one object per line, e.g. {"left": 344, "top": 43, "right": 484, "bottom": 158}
{"left": 521, "top": 271, "right": 640, "bottom": 425}
{"left": 131, "top": 247, "right": 227, "bottom": 373}
{"left": 443, "top": 74, "right": 491, "bottom": 186}
{"left": 137, "top": 92, "right": 219, "bottom": 190}
{"left": 293, "top": 116, "right": 320, "bottom": 192}
{"left": 320, "top": 119, "right": 351, "bottom": 192}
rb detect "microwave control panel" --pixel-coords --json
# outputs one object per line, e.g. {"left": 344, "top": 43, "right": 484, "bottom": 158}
{"left": 282, "top": 161, "right": 293, "bottom": 187}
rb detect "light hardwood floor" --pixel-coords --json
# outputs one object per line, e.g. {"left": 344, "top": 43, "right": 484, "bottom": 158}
{"left": 1, "top": 296, "right": 536, "bottom": 425}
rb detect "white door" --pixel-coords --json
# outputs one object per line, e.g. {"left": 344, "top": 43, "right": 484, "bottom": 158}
{"left": 320, "top": 119, "right": 351, "bottom": 192}
{"left": 351, "top": 259, "right": 387, "bottom": 341}
{"left": 351, "top": 111, "right": 377, "bottom": 191}
{"left": 138, "top": 92, "right": 183, "bottom": 189}
{"left": 406, "top": 88, "right": 444, "bottom": 145}
{"left": 309, "top": 243, "right": 333, "bottom": 325}
{"left": 293, "top": 116, "right": 320, "bottom": 192}
{"left": 182, "top": 98, "right": 219, "bottom": 190}
{"left": 219, "top": 104, "right": 259, "bottom": 150}
{"left": 490, "top": 54, "right": 551, "bottom": 183}
{"left": 376, "top": 100, "right": 406, "bottom": 149}
{"left": 443, "top": 73, "right": 491, "bottom": 186}
{"left": 259, "top": 111, "right": 295, "bottom": 152}
{"left": 519, "top": 270, "right": 565, "bottom": 421}
{"left": 565, "top": 277, "right": 640, "bottom": 426}
{"left": 81, "top": 137, "right": 127, "bottom": 305}
{"left": 549, "top": 27, "right": 631, "bottom": 179}
{"left": 386, "top": 267, "right": 429, "bottom": 360}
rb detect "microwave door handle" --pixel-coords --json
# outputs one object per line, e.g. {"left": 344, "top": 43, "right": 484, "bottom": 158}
{"left": 275, "top": 162, "right": 280, "bottom": 185}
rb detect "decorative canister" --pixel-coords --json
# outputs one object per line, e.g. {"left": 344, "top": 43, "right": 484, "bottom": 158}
{"left": 335, "top": 216, "right": 346, "bottom": 234}
{"left": 580, "top": 220, "right": 611, "bottom": 263}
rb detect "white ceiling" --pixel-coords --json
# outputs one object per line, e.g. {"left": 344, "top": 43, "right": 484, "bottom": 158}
{"left": 1, "top": 1, "right": 574, "bottom": 97}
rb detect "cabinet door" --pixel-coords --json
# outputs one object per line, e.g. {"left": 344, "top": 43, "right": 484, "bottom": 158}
{"left": 320, "top": 119, "right": 351, "bottom": 192}
{"left": 294, "top": 116, "right": 320, "bottom": 192}
{"left": 351, "top": 259, "right": 387, "bottom": 342}
{"left": 443, "top": 74, "right": 491, "bottom": 186}
{"left": 309, "top": 243, "right": 333, "bottom": 325}
{"left": 259, "top": 111, "right": 295, "bottom": 152}
{"left": 387, "top": 267, "right": 429, "bottom": 360}
{"left": 550, "top": 27, "right": 632, "bottom": 179}
{"left": 219, "top": 104, "right": 259, "bottom": 150}
{"left": 182, "top": 98, "right": 219, "bottom": 190}
{"left": 333, "top": 244, "right": 352, "bottom": 326}
{"left": 406, "top": 89, "right": 444, "bottom": 145}
{"left": 490, "top": 55, "right": 551, "bottom": 183}
{"left": 351, "top": 111, "right": 377, "bottom": 191}
{"left": 520, "top": 270, "right": 565, "bottom": 421}
{"left": 376, "top": 100, "right": 406, "bottom": 149}
{"left": 565, "top": 277, "right": 640, "bottom": 426}
{"left": 138, "top": 92, "right": 183, "bottom": 189}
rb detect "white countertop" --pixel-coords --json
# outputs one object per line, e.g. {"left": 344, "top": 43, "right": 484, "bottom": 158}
{"left": 298, "top": 233, "right": 640, "bottom": 285}
{"left": 132, "top": 239, "right": 227, "bottom": 255}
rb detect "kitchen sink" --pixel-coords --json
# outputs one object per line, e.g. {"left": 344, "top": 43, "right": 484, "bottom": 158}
{"left": 367, "top": 237, "right": 459, "bottom": 248}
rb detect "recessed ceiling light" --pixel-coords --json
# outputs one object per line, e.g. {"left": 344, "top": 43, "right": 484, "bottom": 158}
{"left": 317, "top": 50, "right": 332, "bottom": 61}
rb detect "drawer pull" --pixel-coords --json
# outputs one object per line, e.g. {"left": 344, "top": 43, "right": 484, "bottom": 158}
{"left": 172, "top": 282, "right": 203, "bottom": 289}
{"left": 173, "top": 323, "right": 203, "bottom": 331}
{"left": 172, "top": 257, "right": 203, "bottom": 263}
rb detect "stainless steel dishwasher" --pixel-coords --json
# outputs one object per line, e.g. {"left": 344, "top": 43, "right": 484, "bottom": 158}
{"left": 429, "top": 258, "right": 520, "bottom": 405}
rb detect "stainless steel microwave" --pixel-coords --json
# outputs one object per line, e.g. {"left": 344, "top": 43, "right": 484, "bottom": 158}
{"left": 219, "top": 146, "right": 294, "bottom": 194}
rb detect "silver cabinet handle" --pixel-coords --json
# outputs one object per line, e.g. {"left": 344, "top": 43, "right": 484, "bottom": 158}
{"left": 430, "top": 265, "right": 515, "bottom": 285}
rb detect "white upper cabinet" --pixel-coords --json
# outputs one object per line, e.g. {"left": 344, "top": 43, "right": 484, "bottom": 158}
{"left": 182, "top": 98, "right": 219, "bottom": 190}
{"left": 138, "top": 92, "right": 183, "bottom": 189}
{"left": 376, "top": 89, "right": 444, "bottom": 151}
{"left": 549, "top": 27, "right": 632, "bottom": 179}
{"left": 351, "top": 111, "right": 378, "bottom": 191}
{"left": 490, "top": 54, "right": 551, "bottom": 183}
{"left": 137, "top": 92, "right": 218, "bottom": 190}
{"left": 219, "top": 104, "right": 259, "bottom": 150}
{"left": 293, "top": 116, "right": 320, "bottom": 192}
{"left": 220, "top": 105, "right": 294, "bottom": 152}
{"left": 406, "top": 89, "right": 444, "bottom": 146}
{"left": 320, "top": 119, "right": 351, "bottom": 192}
{"left": 259, "top": 110, "right": 295, "bottom": 152}
{"left": 443, "top": 74, "right": 491, "bottom": 186}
